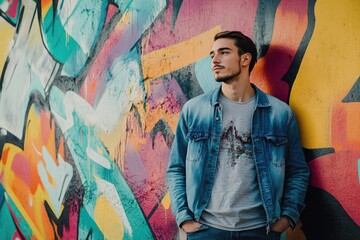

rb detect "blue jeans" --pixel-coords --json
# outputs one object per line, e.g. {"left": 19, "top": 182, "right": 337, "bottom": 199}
{"left": 186, "top": 224, "right": 282, "bottom": 240}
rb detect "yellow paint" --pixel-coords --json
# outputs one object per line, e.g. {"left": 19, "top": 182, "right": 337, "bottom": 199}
{"left": 94, "top": 195, "right": 125, "bottom": 240}
{"left": 290, "top": 0, "right": 360, "bottom": 148}
{"left": 161, "top": 192, "right": 171, "bottom": 210}
{"left": 41, "top": 0, "right": 52, "bottom": 21}
{"left": 0, "top": 18, "right": 15, "bottom": 74}
{"left": 141, "top": 26, "right": 222, "bottom": 80}
{"left": 115, "top": 11, "right": 131, "bottom": 32}
{"left": 97, "top": 145, "right": 104, "bottom": 154}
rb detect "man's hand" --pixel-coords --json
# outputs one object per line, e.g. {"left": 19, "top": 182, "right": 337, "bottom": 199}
{"left": 271, "top": 217, "right": 290, "bottom": 233}
{"left": 180, "top": 220, "right": 202, "bottom": 233}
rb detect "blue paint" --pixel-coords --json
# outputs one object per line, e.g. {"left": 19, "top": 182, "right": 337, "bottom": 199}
{"left": 194, "top": 56, "right": 220, "bottom": 93}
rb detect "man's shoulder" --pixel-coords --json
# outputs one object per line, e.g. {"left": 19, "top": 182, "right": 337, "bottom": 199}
{"left": 183, "top": 89, "right": 214, "bottom": 109}
{"left": 265, "top": 95, "right": 296, "bottom": 125}
{"left": 267, "top": 94, "right": 290, "bottom": 109}
{"left": 252, "top": 84, "right": 290, "bottom": 111}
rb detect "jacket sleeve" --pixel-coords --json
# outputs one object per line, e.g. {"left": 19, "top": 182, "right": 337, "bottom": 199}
{"left": 166, "top": 106, "right": 194, "bottom": 227}
{"left": 281, "top": 110, "right": 310, "bottom": 229}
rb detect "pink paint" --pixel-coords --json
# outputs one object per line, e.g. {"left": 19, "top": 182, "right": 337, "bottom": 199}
{"left": 79, "top": 25, "right": 125, "bottom": 106}
{"left": 80, "top": 2, "right": 164, "bottom": 107}
{"left": 149, "top": 204, "right": 178, "bottom": 240}
{"left": 256, "top": 46, "right": 292, "bottom": 102}
{"left": 7, "top": 0, "right": 19, "bottom": 19}
{"left": 105, "top": 4, "right": 119, "bottom": 25}
{"left": 142, "top": 0, "right": 258, "bottom": 54}
{"left": 147, "top": 76, "right": 187, "bottom": 114}
{"left": 61, "top": 196, "right": 80, "bottom": 239}
{"left": 124, "top": 112, "right": 171, "bottom": 217}
{"left": 308, "top": 151, "right": 360, "bottom": 225}
{"left": 11, "top": 230, "right": 22, "bottom": 240}
{"left": 11, "top": 154, "right": 31, "bottom": 186}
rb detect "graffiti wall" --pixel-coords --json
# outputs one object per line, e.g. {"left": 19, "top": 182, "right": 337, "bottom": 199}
{"left": 0, "top": 0, "right": 359, "bottom": 239}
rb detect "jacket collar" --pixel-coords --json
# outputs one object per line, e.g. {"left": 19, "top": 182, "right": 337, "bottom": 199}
{"left": 210, "top": 83, "right": 270, "bottom": 108}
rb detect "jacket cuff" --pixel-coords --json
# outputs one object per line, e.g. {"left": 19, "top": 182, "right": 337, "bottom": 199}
{"left": 281, "top": 209, "right": 299, "bottom": 229}
{"left": 281, "top": 214, "right": 296, "bottom": 230}
{"left": 176, "top": 209, "right": 194, "bottom": 228}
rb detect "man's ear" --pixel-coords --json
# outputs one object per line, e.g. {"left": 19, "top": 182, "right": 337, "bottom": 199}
{"left": 241, "top": 53, "right": 252, "bottom": 67}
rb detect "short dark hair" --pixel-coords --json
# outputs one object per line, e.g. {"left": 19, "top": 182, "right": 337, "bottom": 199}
{"left": 214, "top": 31, "right": 257, "bottom": 74}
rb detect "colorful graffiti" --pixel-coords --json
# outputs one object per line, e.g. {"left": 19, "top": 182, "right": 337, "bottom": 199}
{"left": 0, "top": 0, "right": 359, "bottom": 239}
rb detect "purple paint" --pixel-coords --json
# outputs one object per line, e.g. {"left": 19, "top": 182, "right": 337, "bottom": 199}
{"left": 147, "top": 76, "right": 187, "bottom": 114}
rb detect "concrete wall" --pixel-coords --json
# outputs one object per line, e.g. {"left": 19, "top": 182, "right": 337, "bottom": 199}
{"left": 0, "top": 0, "right": 359, "bottom": 239}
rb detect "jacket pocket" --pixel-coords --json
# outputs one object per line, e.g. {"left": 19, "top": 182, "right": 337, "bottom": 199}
{"left": 186, "top": 131, "right": 209, "bottom": 161}
{"left": 265, "top": 135, "right": 287, "bottom": 167}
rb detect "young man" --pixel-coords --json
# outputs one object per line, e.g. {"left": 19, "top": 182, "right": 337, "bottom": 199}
{"left": 167, "top": 31, "right": 310, "bottom": 239}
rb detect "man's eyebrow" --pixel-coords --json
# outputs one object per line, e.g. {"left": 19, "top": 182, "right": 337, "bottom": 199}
{"left": 209, "top": 47, "right": 232, "bottom": 55}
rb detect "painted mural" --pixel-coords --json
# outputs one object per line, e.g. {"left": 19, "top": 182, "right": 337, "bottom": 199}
{"left": 0, "top": 0, "right": 359, "bottom": 239}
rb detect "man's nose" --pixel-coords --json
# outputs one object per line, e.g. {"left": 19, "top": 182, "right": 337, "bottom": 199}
{"left": 212, "top": 54, "right": 220, "bottom": 64}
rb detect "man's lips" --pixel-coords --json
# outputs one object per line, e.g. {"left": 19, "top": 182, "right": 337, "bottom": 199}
{"left": 212, "top": 66, "right": 224, "bottom": 71}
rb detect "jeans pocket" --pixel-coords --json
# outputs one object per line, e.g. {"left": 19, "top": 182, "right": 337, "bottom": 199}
{"left": 186, "top": 224, "right": 209, "bottom": 236}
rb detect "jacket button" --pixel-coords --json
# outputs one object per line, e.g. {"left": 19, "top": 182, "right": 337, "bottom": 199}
{"left": 215, "top": 117, "right": 219, "bottom": 121}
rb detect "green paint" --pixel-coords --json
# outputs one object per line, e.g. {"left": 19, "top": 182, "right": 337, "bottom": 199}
{"left": 41, "top": 6, "right": 82, "bottom": 64}
{"left": 78, "top": 207, "right": 105, "bottom": 239}
{"left": 0, "top": 185, "right": 17, "bottom": 238}
{"left": 65, "top": 113, "right": 153, "bottom": 239}
{"left": 4, "top": 194, "right": 34, "bottom": 238}
{"left": 0, "top": 198, "right": 17, "bottom": 238}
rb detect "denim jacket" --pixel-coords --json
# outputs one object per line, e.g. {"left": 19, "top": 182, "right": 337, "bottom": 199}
{"left": 167, "top": 84, "right": 310, "bottom": 231}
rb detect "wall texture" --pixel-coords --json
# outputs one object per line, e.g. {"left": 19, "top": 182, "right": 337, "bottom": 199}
{"left": 0, "top": 0, "right": 359, "bottom": 239}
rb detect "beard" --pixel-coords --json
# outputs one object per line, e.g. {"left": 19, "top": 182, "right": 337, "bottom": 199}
{"left": 214, "top": 69, "right": 241, "bottom": 84}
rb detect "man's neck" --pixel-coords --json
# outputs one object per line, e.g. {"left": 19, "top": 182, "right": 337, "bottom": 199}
{"left": 221, "top": 77, "right": 255, "bottom": 103}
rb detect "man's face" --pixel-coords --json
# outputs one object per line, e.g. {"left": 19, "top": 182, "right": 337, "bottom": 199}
{"left": 210, "top": 38, "right": 242, "bottom": 83}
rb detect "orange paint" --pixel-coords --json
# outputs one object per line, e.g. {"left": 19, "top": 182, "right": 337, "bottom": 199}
{"left": 1, "top": 146, "right": 9, "bottom": 165}
{"left": 331, "top": 102, "right": 360, "bottom": 151}
{"left": 0, "top": 104, "right": 67, "bottom": 239}
{"left": 40, "top": 0, "right": 52, "bottom": 21}
{"left": 251, "top": 0, "right": 308, "bottom": 101}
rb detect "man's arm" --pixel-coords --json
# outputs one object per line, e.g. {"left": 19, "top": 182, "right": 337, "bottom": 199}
{"left": 166, "top": 108, "right": 194, "bottom": 227}
{"left": 281, "top": 110, "right": 310, "bottom": 229}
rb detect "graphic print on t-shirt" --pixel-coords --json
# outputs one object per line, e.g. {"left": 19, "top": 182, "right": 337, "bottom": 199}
{"left": 220, "top": 120, "right": 253, "bottom": 168}
{"left": 201, "top": 94, "right": 266, "bottom": 231}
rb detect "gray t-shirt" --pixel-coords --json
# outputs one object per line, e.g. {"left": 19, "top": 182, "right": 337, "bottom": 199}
{"left": 201, "top": 93, "right": 267, "bottom": 231}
